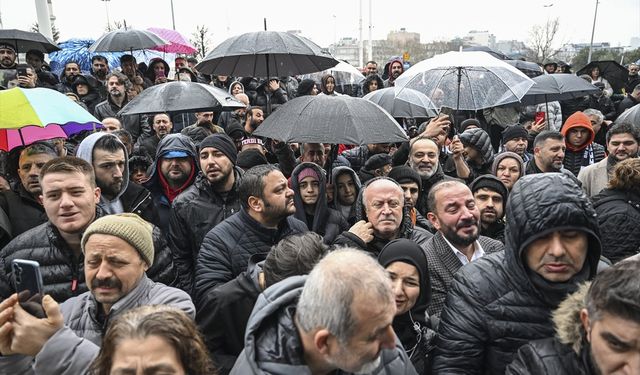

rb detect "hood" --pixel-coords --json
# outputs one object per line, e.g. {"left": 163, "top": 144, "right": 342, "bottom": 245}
{"left": 331, "top": 166, "right": 362, "bottom": 213}
{"left": 228, "top": 80, "right": 244, "bottom": 94}
{"left": 505, "top": 173, "right": 601, "bottom": 301}
{"left": 143, "top": 134, "right": 198, "bottom": 196}
{"left": 320, "top": 74, "right": 335, "bottom": 95}
{"left": 459, "top": 127, "right": 495, "bottom": 165}
{"left": 76, "top": 132, "right": 129, "bottom": 206}
{"left": 553, "top": 282, "right": 590, "bottom": 354}
{"left": 243, "top": 275, "right": 307, "bottom": 373}
{"left": 291, "top": 162, "right": 330, "bottom": 233}
{"left": 561, "top": 112, "right": 595, "bottom": 152}
{"left": 491, "top": 151, "right": 525, "bottom": 179}
{"left": 71, "top": 74, "right": 99, "bottom": 93}
{"left": 144, "top": 58, "right": 170, "bottom": 82}
{"left": 246, "top": 253, "right": 267, "bottom": 291}
{"left": 386, "top": 58, "right": 404, "bottom": 82}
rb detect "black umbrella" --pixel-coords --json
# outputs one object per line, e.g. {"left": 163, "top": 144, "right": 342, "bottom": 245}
{"left": 88, "top": 29, "right": 168, "bottom": 53}
{"left": 520, "top": 74, "right": 600, "bottom": 106}
{"left": 363, "top": 87, "right": 437, "bottom": 118}
{"left": 505, "top": 60, "right": 543, "bottom": 78}
{"left": 462, "top": 46, "right": 510, "bottom": 60}
{"left": 195, "top": 31, "right": 340, "bottom": 78}
{"left": 576, "top": 60, "right": 628, "bottom": 94}
{"left": 0, "top": 29, "right": 59, "bottom": 53}
{"left": 118, "top": 81, "right": 246, "bottom": 116}
{"left": 252, "top": 95, "right": 408, "bottom": 145}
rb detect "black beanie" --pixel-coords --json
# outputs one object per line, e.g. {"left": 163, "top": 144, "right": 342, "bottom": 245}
{"left": 378, "top": 238, "right": 431, "bottom": 310}
{"left": 460, "top": 118, "right": 481, "bottom": 132}
{"left": 364, "top": 153, "right": 392, "bottom": 171}
{"left": 501, "top": 125, "right": 529, "bottom": 144}
{"left": 469, "top": 174, "right": 508, "bottom": 203}
{"left": 297, "top": 79, "right": 317, "bottom": 96}
{"left": 237, "top": 149, "right": 268, "bottom": 169}
{"left": 199, "top": 133, "right": 238, "bottom": 165}
{"left": 388, "top": 165, "right": 422, "bottom": 191}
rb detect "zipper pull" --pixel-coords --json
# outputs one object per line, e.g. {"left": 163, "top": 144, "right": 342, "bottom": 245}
{"left": 71, "top": 278, "right": 78, "bottom": 292}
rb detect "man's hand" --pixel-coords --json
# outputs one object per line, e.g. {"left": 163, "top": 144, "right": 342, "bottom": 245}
{"left": 11, "top": 295, "right": 63, "bottom": 357}
{"left": 529, "top": 117, "right": 547, "bottom": 134}
{"left": 0, "top": 294, "right": 18, "bottom": 355}
{"left": 449, "top": 135, "right": 464, "bottom": 159}
{"left": 154, "top": 76, "right": 168, "bottom": 85}
{"left": 348, "top": 220, "right": 374, "bottom": 243}
{"left": 267, "top": 79, "right": 280, "bottom": 92}
{"left": 420, "top": 115, "right": 450, "bottom": 139}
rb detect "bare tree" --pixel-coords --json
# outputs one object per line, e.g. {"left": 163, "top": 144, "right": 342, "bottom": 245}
{"left": 105, "top": 20, "right": 129, "bottom": 33}
{"left": 31, "top": 22, "right": 60, "bottom": 43}
{"left": 191, "top": 25, "right": 212, "bottom": 59}
{"left": 526, "top": 18, "right": 560, "bottom": 64}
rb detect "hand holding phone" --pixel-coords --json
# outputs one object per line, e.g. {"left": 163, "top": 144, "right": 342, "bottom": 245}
{"left": 12, "top": 259, "right": 46, "bottom": 318}
{"left": 16, "top": 64, "right": 28, "bottom": 78}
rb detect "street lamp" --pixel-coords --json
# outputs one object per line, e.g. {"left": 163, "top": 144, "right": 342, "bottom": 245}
{"left": 101, "top": 0, "right": 111, "bottom": 30}
{"left": 588, "top": 0, "right": 599, "bottom": 64}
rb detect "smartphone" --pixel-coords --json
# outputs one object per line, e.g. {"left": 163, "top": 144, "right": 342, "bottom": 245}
{"left": 155, "top": 70, "right": 166, "bottom": 80}
{"left": 11, "top": 259, "right": 46, "bottom": 318}
{"left": 16, "top": 64, "right": 28, "bottom": 78}
{"left": 535, "top": 111, "right": 545, "bottom": 123}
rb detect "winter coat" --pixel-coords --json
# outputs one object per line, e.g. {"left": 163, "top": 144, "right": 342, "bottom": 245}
{"left": 592, "top": 188, "right": 640, "bottom": 263}
{"left": 291, "top": 163, "right": 348, "bottom": 243}
{"left": 194, "top": 208, "right": 307, "bottom": 307}
{"left": 561, "top": 112, "right": 606, "bottom": 176}
{"left": 137, "top": 134, "right": 161, "bottom": 159}
{"left": 0, "top": 209, "right": 177, "bottom": 302}
{"left": 143, "top": 58, "right": 171, "bottom": 84}
{"left": 0, "top": 184, "right": 47, "bottom": 238}
{"left": 587, "top": 95, "right": 617, "bottom": 121}
{"left": 94, "top": 95, "right": 150, "bottom": 143}
{"left": 415, "top": 164, "right": 454, "bottom": 216}
{"left": 252, "top": 79, "right": 288, "bottom": 116}
{"left": 505, "top": 284, "right": 596, "bottom": 375}
{"left": 0, "top": 275, "right": 194, "bottom": 374}
{"left": 197, "top": 254, "right": 265, "bottom": 374}
{"left": 230, "top": 275, "right": 418, "bottom": 375}
{"left": 616, "top": 94, "right": 639, "bottom": 117}
{"left": 563, "top": 143, "right": 606, "bottom": 176}
{"left": 330, "top": 166, "right": 362, "bottom": 224}
{"left": 535, "top": 101, "right": 563, "bottom": 131}
{"left": 577, "top": 157, "right": 611, "bottom": 197}
{"left": 341, "top": 145, "right": 371, "bottom": 173}
{"left": 168, "top": 169, "right": 243, "bottom": 294}
{"left": 432, "top": 173, "right": 602, "bottom": 375}
{"left": 72, "top": 75, "right": 102, "bottom": 115}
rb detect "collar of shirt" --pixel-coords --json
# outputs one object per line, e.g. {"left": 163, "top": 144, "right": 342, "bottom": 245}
{"left": 441, "top": 234, "right": 485, "bottom": 266}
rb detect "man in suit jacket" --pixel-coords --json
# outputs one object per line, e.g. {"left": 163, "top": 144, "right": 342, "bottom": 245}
{"left": 424, "top": 180, "right": 505, "bottom": 318}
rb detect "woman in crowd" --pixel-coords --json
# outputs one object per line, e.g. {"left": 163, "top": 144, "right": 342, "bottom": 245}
{"left": 318, "top": 73, "right": 342, "bottom": 96}
{"left": 362, "top": 73, "right": 384, "bottom": 96}
{"left": 492, "top": 151, "right": 525, "bottom": 191}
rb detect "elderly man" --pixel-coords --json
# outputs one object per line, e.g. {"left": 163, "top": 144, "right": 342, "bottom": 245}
{"left": 333, "top": 177, "right": 432, "bottom": 256}
{"left": 578, "top": 122, "right": 640, "bottom": 197}
{"left": 231, "top": 248, "right": 417, "bottom": 374}
{"left": 0, "top": 213, "right": 193, "bottom": 373}
{"left": 432, "top": 173, "right": 603, "bottom": 374}
{"left": 407, "top": 137, "right": 452, "bottom": 215}
{"left": 424, "top": 180, "right": 505, "bottom": 318}
{"left": 506, "top": 260, "right": 640, "bottom": 374}
{"left": 138, "top": 113, "right": 173, "bottom": 158}
{"left": 501, "top": 125, "right": 532, "bottom": 162}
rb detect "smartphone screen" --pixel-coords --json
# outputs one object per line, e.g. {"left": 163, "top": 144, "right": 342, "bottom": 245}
{"left": 535, "top": 112, "right": 545, "bottom": 123}
{"left": 12, "top": 259, "right": 46, "bottom": 318}
{"left": 16, "top": 64, "right": 28, "bottom": 78}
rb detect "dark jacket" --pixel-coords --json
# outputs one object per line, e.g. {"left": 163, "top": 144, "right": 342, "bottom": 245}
{"left": 230, "top": 275, "right": 418, "bottom": 375}
{"left": 432, "top": 173, "right": 602, "bottom": 375}
{"left": 415, "top": 164, "right": 453, "bottom": 216}
{"left": 0, "top": 184, "right": 47, "bottom": 238}
{"left": 291, "top": 162, "right": 348, "bottom": 243}
{"left": 480, "top": 219, "right": 505, "bottom": 243}
{"left": 616, "top": 94, "right": 639, "bottom": 117}
{"left": 72, "top": 75, "right": 102, "bottom": 115}
{"left": 562, "top": 143, "right": 606, "bottom": 177}
{"left": 120, "top": 182, "right": 159, "bottom": 227}
{"left": 194, "top": 208, "right": 307, "bottom": 307}
{"left": 197, "top": 254, "right": 266, "bottom": 375}
{"left": 137, "top": 134, "right": 161, "bottom": 159}
{"left": 330, "top": 166, "right": 362, "bottom": 225}
{"left": 341, "top": 145, "right": 371, "bottom": 173}
{"left": 251, "top": 79, "right": 288, "bottom": 116}
{"left": 592, "top": 188, "right": 640, "bottom": 263}
{"left": 94, "top": 94, "right": 150, "bottom": 143}
{"left": 168, "top": 169, "right": 243, "bottom": 294}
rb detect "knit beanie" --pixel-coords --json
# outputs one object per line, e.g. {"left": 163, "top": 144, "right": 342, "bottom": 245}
{"left": 378, "top": 238, "right": 431, "bottom": 310}
{"left": 460, "top": 118, "right": 481, "bottom": 132}
{"left": 81, "top": 213, "right": 154, "bottom": 266}
{"left": 469, "top": 175, "right": 509, "bottom": 204}
{"left": 459, "top": 127, "right": 494, "bottom": 164}
{"left": 0, "top": 44, "right": 16, "bottom": 54}
{"left": 237, "top": 149, "right": 268, "bottom": 169}
{"left": 364, "top": 153, "right": 392, "bottom": 171}
{"left": 297, "top": 167, "right": 319, "bottom": 183}
{"left": 199, "top": 133, "right": 238, "bottom": 165}
{"left": 388, "top": 165, "right": 422, "bottom": 191}
{"left": 501, "top": 125, "right": 529, "bottom": 144}
{"left": 491, "top": 151, "right": 525, "bottom": 179}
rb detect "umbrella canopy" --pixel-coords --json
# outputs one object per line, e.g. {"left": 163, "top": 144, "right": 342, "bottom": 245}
{"left": 505, "top": 60, "right": 543, "bottom": 78}
{"left": 519, "top": 74, "right": 600, "bottom": 106}
{"left": 462, "top": 46, "right": 510, "bottom": 60}
{"left": 49, "top": 39, "right": 123, "bottom": 76}
{"left": 363, "top": 87, "right": 437, "bottom": 118}
{"left": 0, "top": 87, "right": 101, "bottom": 129}
{"left": 614, "top": 103, "right": 640, "bottom": 126}
{"left": 253, "top": 95, "right": 408, "bottom": 145}
{"left": 576, "top": 60, "right": 628, "bottom": 94}
{"left": 299, "top": 60, "right": 365, "bottom": 86}
{"left": 89, "top": 29, "right": 168, "bottom": 53}
{"left": 0, "top": 125, "right": 67, "bottom": 152}
{"left": 0, "top": 29, "right": 59, "bottom": 53}
{"left": 395, "top": 51, "right": 534, "bottom": 111}
{"left": 195, "top": 31, "right": 339, "bottom": 77}
{"left": 118, "top": 81, "right": 247, "bottom": 116}
{"left": 147, "top": 28, "right": 197, "bottom": 54}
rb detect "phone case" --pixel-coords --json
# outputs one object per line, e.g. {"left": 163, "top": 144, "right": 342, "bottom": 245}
{"left": 11, "top": 259, "right": 46, "bottom": 318}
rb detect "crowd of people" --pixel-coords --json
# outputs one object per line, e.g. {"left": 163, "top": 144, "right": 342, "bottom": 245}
{"left": 0, "top": 38, "right": 639, "bottom": 375}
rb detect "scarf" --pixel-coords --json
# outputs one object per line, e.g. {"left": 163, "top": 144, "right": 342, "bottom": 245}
{"left": 158, "top": 161, "right": 196, "bottom": 204}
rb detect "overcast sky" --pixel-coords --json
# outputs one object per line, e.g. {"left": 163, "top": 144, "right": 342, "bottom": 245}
{"left": 2, "top": 0, "right": 638, "bottom": 54}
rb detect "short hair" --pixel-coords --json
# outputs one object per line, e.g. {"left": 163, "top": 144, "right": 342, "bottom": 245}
{"left": 93, "top": 134, "right": 126, "bottom": 156}
{"left": 585, "top": 260, "right": 640, "bottom": 323}
{"left": 533, "top": 130, "right": 564, "bottom": 148}
{"left": 186, "top": 57, "right": 198, "bottom": 65}
{"left": 112, "top": 129, "right": 133, "bottom": 149}
{"left": 360, "top": 177, "right": 403, "bottom": 209}
{"left": 583, "top": 108, "right": 604, "bottom": 123}
{"left": 366, "top": 60, "right": 377, "bottom": 66}
{"left": 299, "top": 143, "right": 324, "bottom": 156}
{"left": 25, "top": 49, "right": 44, "bottom": 61}
{"left": 19, "top": 142, "right": 58, "bottom": 160}
{"left": 607, "top": 158, "right": 640, "bottom": 192}
{"left": 606, "top": 122, "right": 640, "bottom": 144}
{"left": 238, "top": 164, "right": 280, "bottom": 210}
{"left": 106, "top": 71, "right": 132, "bottom": 91}
{"left": 427, "top": 179, "right": 467, "bottom": 213}
{"left": 263, "top": 232, "right": 329, "bottom": 287}
{"left": 119, "top": 54, "right": 136, "bottom": 65}
{"left": 91, "top": 55, "right": 108, "bottom": 64}
{"left": 39, "top": 156, "right": 96, "bottom": 188}
{"left": 409, "top": 136, "right": 438, "bottom": 153}
{"left": 88, "top": 305, "right": 214, "bottom": 375}
{"left": 149, "top": 112, "right": 171, "bottom": 125}
{"left": 295, "top": 248, "right": 393, "bottom": 343}
{"left": 64, "top": 61, "right": 80, "bottom": 70}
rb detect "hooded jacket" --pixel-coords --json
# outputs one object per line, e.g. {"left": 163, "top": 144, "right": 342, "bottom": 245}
{"left": 144, "top": 58, "right": 171, "bottom": 84}
{"left": 332, "top": 177, "right": 433, "bottom": 256}
{"left": 432, "top": 173, "right": 602, "bottom": 375}
{"left": 505, "top": 284, "right": 597, "bottom": 374}
{"left": 560, "top": 112, "right": 606, "bottom": 176}
{"left": 592, "top": 188, "right": 640, "bottom": 263}
{"left": 230, "top": 275, "right": 418, "bottom": 375}
{"left": 331, "top": 166, "right": 362, "bottom": 224}
{"left": 0, "top": 183, "right": 48, "bottom": 237}
{"left": 384, "top": 58, "right": 404, "bottom": 88}
{"left": 71, "top": 74, "right": 102, "bottom": 115}
{"left": 291, "top": 162, "right": 348, "bottom": 243}
{"left": 252, "top": 78, "right": 288, "bottom": 115}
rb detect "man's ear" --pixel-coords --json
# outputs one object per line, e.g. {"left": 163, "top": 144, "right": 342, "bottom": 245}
{"left": 580, "top": 308, "right": 592, "bottom": 342}
{"left": 314, "top": 329, "right": 332, "bottom": 356}
{"left": 38, "top": 194, "right": 44, "bottom": 205}
{"left": 533, "top": 146, "right": 541, "bottom": 156}
{"left": 248, "top": 196, "right": 262, "bottom": 213}
{"left": 427, "top": 212, "right": 441, "bottom": 231}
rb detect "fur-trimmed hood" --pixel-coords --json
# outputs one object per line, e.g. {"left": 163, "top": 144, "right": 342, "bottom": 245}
{"left": 553, "top": 282, "right": 591, "bottom": 354}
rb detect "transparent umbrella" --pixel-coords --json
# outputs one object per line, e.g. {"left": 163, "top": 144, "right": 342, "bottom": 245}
{"left": 299, "top": 60, "right": 365, "bottom": 95}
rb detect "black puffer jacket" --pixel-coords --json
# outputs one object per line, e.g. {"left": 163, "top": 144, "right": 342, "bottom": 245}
{"left": 194, "top": 208, "right": 307, "bottom": 307}
{"left": 340, "top": 145, "right": 370, "bottom": 173}
{"left": 168, "top": 169, "right": 242, "bottom": 294}
{"left": 0, "top": 210, "right": 177, "bottom": 302}
{"left": 415, "top": 163, "right": 454, "bottom": 216}
{"left": 592, "top": 188, "right": 640, "bottom": 263}
{"left": 251, "top": 79, "right": 288, "bottom": 116}
{"left": 432, "top": 173, "right": 602, "bottom": 375}
{"left": 94, "top": 95, "right": 150, "bottom": 143}
{"left": 291, "top": 162, "right": 348, "bottom": 243}
{"left": 0, "top": 184, "right": 47, "bottom": 238}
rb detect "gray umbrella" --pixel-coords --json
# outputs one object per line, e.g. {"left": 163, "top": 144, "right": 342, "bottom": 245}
{"left": 614, "top": 103, "right": 640, "bottom": 126}
{"left": 195, "top": 31, "right": 339, "bottom": 77}
{"left": 363, "top": 87, "right": 437, "bottom": 118}
{"left": 118, "top": 81, "right": 246, "bottom": 116}
{"left": 88, "top": 29, "right": 168, "bottom": 53}
{"left": 519, "top": 74, "right": 600, "bottom": 106}
{"left": 0, "top": 29, "right": 59, "bottom": 53}
{"left": 253, "top": 95, "right": 408, "bottom": 145}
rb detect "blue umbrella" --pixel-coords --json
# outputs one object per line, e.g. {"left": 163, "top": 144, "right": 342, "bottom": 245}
{"left": 49, "top": 39, "right": 123, "bottom": 76}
